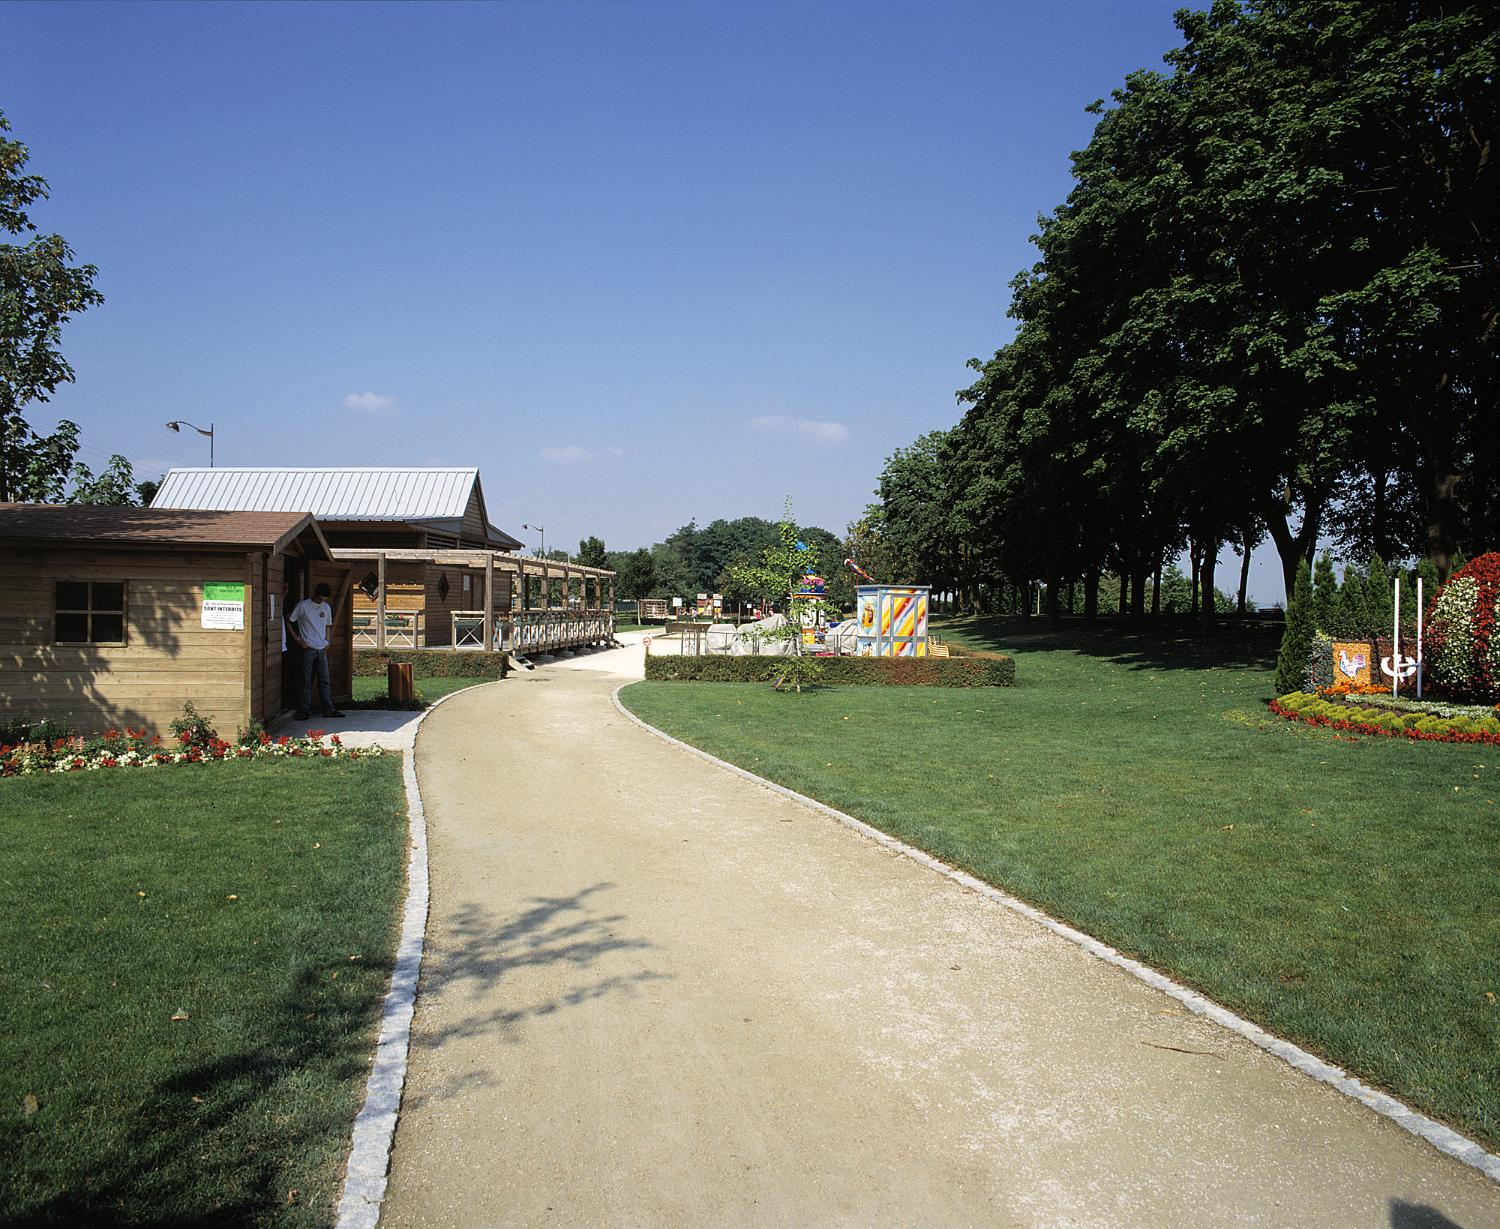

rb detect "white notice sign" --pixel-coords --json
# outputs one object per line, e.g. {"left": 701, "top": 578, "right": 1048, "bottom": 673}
{"left": 202, "top": 582, "right": 246, "bottom": 630}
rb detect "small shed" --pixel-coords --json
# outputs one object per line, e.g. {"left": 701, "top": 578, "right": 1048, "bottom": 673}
{"left": 0, "top": 504, "right": 349, "bottom": 739}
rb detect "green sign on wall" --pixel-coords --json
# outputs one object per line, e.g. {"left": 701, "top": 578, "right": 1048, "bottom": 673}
{"left": 202, "top": 582, "right": 246, "bottom": 630}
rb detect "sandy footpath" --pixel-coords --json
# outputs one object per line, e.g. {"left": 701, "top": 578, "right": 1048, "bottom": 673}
{"left": 379, "top": 639, "right": 1499, "bottom": 1228}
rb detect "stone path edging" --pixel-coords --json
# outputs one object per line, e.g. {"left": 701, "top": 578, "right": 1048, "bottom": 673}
{"left": 610, "top": 683, "right": 1500, "bottom": 1186}
{"left": 334, "top": 684, "right": 490, "bottom": 1229}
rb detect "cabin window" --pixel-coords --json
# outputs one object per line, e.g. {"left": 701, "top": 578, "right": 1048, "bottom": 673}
{"left": 55, "top": 580, "right": 127, "bottom": 645}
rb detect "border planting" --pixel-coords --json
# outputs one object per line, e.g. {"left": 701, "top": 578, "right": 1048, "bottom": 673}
{"left": 1270, "top": 691, "right": 1500, "bottom": 745}
{"left": 643, "top": 652, "right": 1015, "bottom": 686}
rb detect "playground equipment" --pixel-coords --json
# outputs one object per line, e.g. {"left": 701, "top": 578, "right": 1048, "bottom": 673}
{"left": 854, "top": 585, "right": 931, "bottom": 657}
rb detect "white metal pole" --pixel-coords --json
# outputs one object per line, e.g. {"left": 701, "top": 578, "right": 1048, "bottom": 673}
{"left": 1392, "top": 575, "right": 1400, "bottom": 697}
{"left": 1416, "top": 577, "right": 1424, "bottom": 699}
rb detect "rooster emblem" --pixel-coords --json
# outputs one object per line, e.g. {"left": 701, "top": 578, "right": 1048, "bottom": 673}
{"left": 1337, "top": 648, "right": 1367, "bottom": 679}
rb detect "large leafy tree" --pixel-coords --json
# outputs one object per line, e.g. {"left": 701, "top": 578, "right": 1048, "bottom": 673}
{"left": 0, "top": 111, "right": 103, "bottom": 502}
{"left": 874, "top": 0, "right": 1497, "bottom": 613}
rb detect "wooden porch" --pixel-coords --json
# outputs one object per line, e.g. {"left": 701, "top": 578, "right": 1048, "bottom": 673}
{"left": 335, "top": 548, "right": 615, "bottom": 655}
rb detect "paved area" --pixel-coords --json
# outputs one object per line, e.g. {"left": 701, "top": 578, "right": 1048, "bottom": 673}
{"left": 380, "top": 639, "right": 1500, "bottom": 1228}
{"left": 270, "top": 706, "right": 426, "bottom": 751}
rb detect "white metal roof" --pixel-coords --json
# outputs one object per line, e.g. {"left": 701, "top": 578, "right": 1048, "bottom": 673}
{"left": 152, "top": 467, "right": 481, "bottom": 522}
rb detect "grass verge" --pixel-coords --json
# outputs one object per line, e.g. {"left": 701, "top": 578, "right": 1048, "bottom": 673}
{"left": 620, "top": 615, "right": 1500, "bottom": 1150}
{"left": 0, "top": 755, "right": 406, "bottom": 1226}
{"left": 350, "top": 675, "right": 479, "bottom": 704}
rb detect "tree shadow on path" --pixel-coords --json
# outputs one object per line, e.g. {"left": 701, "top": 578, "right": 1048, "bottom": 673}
{"left": 402, "top": 883, "right": 669, "bottom": 1110}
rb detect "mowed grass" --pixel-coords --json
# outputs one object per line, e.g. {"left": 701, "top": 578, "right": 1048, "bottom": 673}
{"left": 0, "top": 756, "right": 407, "bottom": 1227}
{"left": 350, "top": 674, "right": 481, "bottom": 703}
{"left": 621, "top": 616, "right": 1500, "bottom": 1149}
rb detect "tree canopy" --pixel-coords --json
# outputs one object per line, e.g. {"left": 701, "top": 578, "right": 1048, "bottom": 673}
{"left": 0, "top": 110, "right": 104, "bottom": 502}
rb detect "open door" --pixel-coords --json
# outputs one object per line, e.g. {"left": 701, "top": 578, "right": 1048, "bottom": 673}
{"left": 280, "top": 555, "right": 309, "bottom": 714}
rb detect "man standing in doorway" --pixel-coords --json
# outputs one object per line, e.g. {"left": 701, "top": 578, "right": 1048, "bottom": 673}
{"left": 288, "top": 582, "right": 346, "bottom": 721}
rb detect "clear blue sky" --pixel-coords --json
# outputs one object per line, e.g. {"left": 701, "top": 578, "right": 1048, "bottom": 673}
{"left": 8, "top": 1, "right": 1282, "bottom": 597}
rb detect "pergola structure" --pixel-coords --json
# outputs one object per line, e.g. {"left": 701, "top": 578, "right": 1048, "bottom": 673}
{"left": 333, "top": 548, "right": 615, "bottom": 655}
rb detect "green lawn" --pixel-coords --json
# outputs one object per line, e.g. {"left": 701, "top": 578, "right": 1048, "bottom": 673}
{"left": 621, "top": 616, "right": 1500, "bottom": 1149}
{"left": 0, "top": 756, "right": 407, "bottom": 1227}
{"left": 350, "top": 674, "right": 484, "bottom": 704}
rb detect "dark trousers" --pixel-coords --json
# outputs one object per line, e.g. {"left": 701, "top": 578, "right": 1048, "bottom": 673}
{"left": 300, "top": 646, "right": 334, "bottom": 714}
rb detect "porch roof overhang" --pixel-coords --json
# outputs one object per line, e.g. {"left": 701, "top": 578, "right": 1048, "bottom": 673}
{"left": 330, "top": 547, "right": 615, "bottom": 580}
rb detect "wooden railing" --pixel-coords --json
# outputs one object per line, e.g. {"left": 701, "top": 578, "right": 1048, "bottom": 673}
{"left": 442, "top": 609, "right": 615, "bottom": 653}
{"left": 353, "top": 609, "right": 424, "bottom": 649}
{"left": 506, "top": 610, "right": 612, "bottom": 654}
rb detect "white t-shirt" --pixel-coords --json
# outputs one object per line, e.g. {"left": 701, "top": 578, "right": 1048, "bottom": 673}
{"left": 289, "top": 598, "right": 333, "bottom": 651}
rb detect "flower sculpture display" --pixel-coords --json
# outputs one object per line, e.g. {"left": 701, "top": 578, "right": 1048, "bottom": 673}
{"left": 1425, "top": 552, "right": 1500, "bottom": 703}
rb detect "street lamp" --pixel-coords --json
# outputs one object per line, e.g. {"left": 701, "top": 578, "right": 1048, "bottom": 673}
{"left": 165, "top": 420, "right": 215, "bottom": 466}
{"left": 522, "top": 522, "right": 545, "bottom": 558}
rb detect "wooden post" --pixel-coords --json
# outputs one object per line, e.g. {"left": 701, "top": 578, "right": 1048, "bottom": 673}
{"left": 484, "top": 552, "right": 494, "bottom": 652}
{"left": 376, "top": 551, "right": 387, "bottom": 651}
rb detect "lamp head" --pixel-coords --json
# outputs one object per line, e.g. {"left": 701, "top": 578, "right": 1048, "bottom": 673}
{"left": 165, "top": 421, "right": 180, "bottom": 432}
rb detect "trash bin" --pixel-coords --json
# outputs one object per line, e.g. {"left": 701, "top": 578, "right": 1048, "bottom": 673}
{"left": 388, "top": 661, "right": 414, "bottom": 703}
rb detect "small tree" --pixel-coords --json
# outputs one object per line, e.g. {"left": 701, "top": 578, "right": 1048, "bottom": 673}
{"left": 728, "top": 500, "right": 826, "bottom": 691}
{"left": 1365, "top": 554, "right": 1394, "bottom": 640}
{"left": 576, "top": 535, "right": 608, "bottom": 569}
{"left": 1311, "top": 551, "right": 1339, "bottom": 633}
{"left": 68, "top": 454, "right": 139, "bottom": 505}
{"left": 1337, "top": 566, "right": 1368, "bottom": 640}
{"left": 1275, "top": 559, "right": 1315, "bottom": 695}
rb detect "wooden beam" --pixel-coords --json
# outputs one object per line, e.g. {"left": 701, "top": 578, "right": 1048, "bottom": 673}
{"left": 484, "top": 553, "right": 494, "bottom": 651}
{"left": 376, "top": 551, "right": 387, "bottom": 651}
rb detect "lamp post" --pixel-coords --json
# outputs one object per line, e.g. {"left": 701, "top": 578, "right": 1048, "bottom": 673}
{"left": 165, "top": 420, "right": 215, "bottom": 466}
{"left": 522, "top": 522, "right": 545, "bottom": 559}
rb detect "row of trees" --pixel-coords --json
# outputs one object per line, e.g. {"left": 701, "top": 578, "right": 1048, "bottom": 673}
{"left": 578, "top": 513, "right": 853, "bottom": 611}
{"left": 863, "top": 0, "right": 1496, "bottom": 621}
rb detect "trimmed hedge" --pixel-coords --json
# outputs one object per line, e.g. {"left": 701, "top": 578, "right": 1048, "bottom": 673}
{"left": 643, "top": 653, "right": 1015, "bottom": 687}
{"left": 353, "top": 648, "right": 509, "bottom": 679}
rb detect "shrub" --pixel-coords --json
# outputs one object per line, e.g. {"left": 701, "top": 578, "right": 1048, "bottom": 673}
{"left": 169, "top": 701, "right": 217, "bottom": 751}
{"left": 1276, "top": 561, "right": 1315, "bottom": 695}
{"left": 643, "top": 653, "right": 1016, "bottom": 687}
{"left": 353, "top": 648, "right": 509, "bottom": 679}
{"left": 1425, "top": 552, "right": 1500, "bottom": 703}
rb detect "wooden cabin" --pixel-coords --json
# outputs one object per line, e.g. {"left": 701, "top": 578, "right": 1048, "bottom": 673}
{"left": 152, "top": 467, "right": 522, "bottom": 647}
{"left": 0, "top": 504, "right": 349, "bottom": 739}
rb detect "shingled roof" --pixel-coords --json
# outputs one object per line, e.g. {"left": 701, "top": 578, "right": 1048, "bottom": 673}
{"left": 0, "top": 504, "right": 332, "bottom": 557}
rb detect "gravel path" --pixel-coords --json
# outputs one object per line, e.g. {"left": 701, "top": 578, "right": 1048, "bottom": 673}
{"left": 379, "top": 640, "right": 1500, "bottom": 1228}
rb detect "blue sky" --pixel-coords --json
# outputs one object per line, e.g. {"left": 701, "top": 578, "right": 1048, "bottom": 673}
{"left": 7, "top": 1, "right": 1284, "bottom": 597}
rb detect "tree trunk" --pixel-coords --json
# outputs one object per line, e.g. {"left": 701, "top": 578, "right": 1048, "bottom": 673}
{"left": 1237, "top": 541, "right": 1252, "bottom": 616}
{"left": 1130, "top": 569, "right": 1146, "bottom": 619}
{"left": 1260, "top": 484, "right": 1325, "bottom": 605}
{"left": 1200, "top": 538, "right": 1218, "bottom": 626}
{"left": 1046, "top": 574, "right": 1061, "bottom": 623}
{"left": 1083, "top": 568, "right": 1100, "bottom": 622}
{"left": 1424, "top": 454, "right": 1461, "bottom": 581}
{"left": 1189, "top": 542, "right": 1201, "bottom": 619}
{"left": 1117, "top": 571, "right": 1128, "bottom": 616}
{"left": 1151, "top": 559, "right": 1162, "bottom": 616}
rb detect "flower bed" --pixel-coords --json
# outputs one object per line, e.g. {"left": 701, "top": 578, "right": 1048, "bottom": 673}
{"left": 1269, "top": 691, "right": 1500, "bottom": 744}
{"left": 2, "top": 726, "right": 385, "bottom": 778}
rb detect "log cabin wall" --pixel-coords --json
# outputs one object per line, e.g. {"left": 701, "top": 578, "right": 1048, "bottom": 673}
{"left": 0, "top": 545, "right": 255, "bottom": 738}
